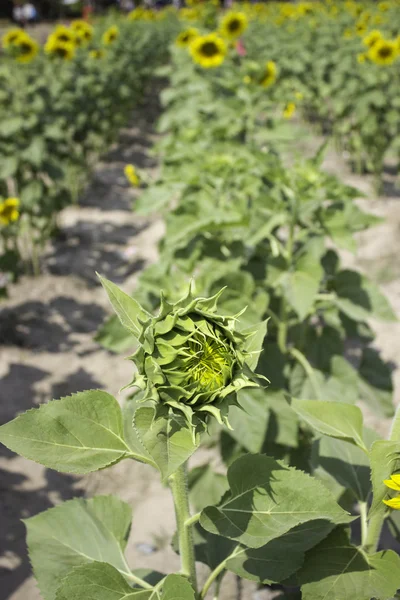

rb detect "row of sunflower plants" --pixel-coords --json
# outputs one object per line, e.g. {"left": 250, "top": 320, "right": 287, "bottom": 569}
{"left": 0, "top": 11, "right": 179, "bottom": 297}
{"left": 173, "top": 0, "right": 400, "bottom": 190}
{"left": 1, "top": 5, "right": 400, "bottom": 600}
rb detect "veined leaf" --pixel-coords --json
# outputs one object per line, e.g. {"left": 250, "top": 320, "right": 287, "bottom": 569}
{"left": 291, "top": 399, "right": 367, "bottom": 451}
{"left": 0, "top": 390, "right": 144, "bottom": 473}
{"left": 200, "top": 454, "right": 352, "bottom": 549}
{"left": 25, "top": 496, "right": 133, "bottom": 600}
{"left": 298, "top": 527, "right": 400, "bottom": 600}
{"left": 227, "top": 520, "right": 334, "bottom": 584}
{"left": 134, "top": 407, "right": 200, "bottom": 480}
{"left": 241, "top": 319, "right": 268, "bottom": 370}
{"left": 98, "top": 275, "right": 151, "bottom": 340}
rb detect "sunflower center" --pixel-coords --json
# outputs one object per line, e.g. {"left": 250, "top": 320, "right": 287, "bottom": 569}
{"left": 228, "top": 18, "right": 241, "bottom": 32}
{"left": 378, "top": 46, "right": 393, "bottom": 58}
{"left": 201, "top": 41, "right": 219, "bottom": 57}
{"left": 55, "top": 46, "right": 68, "bottom": 57}
{"left": 57, "top": 34, "right": 71, "bottom": 42}
{"left": 186, "top": 334, "right": 233, "bottom": 392}
{"left": 19, "top": 42, "right": 33, "bottom": 55}
{"left": 0, "top": 205, "right": 15, "bottom": 220}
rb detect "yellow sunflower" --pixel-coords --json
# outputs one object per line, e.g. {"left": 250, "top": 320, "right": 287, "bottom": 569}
{"left": 220, "top": 12, "right": 248, "bottom": 39}
{"left": 283, "top": 102, "right": 296, "bottom": 119}
{"left": 383, "top": 473, "right": 400, "bottom": 509}
{"left": 0, "top": 198, "right": 20, "bottom": 226}
{"left": 260, "top": 60, "right": 277, "bottom": 88}
{"left": 71, "top": 20, "right": 94, "bottom": 43}
{"left": 378, "top": 1, "right": 390, "bottom": 11}
{"left": 124, "top": 164, "right": 140, "bottom": 187}
{"left": 363, "top": 29, "right": 382, "bottom": 48}
{"left": 357, "top": 52, "right": 367, "bottom": 63}
{"left": 368, "top": 38, "right": 397, "bottom": 65}
{"left": 45, "top": 38, "right": 75, "bottom": 60}
{"left": 15, "top": 33, "right": 39, "bottom": 63}
{"left": 189, "top": 33, "right": 227, "bottom": 69}
{"left": 176, "top": 28, "right": 199, "bottom": 48}
{"left": 102, "top": 25, "right": 119, "bottom": 46}
{"left": 48, "top": 25, "right": 76, "bottom": 45}
{"left": 2, "top": 28, "right": 25, "bottom": 49}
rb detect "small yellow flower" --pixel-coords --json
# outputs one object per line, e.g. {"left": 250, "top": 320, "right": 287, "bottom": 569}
{"left": 283, "top": 102, "right": 296, "bottom": 119}
{"left": 260, "top": 60, "right": 277, "bottom": 88}
{"left": 45, "top": 38, "right": 75, "bottom": 60}
{"left": 220, "top": 12, "right": 248, "bottom": 39}
{"left": 190, "top": 33, "right": 227, "bottom": 69}
{"left": 0, "top": 198, "right": 20, "bottom": 226}
{"left": 124, "top": 164, "right": 140, "bottom": 187}
{"left": 176, "top": 28, "right": 199, "bottom": 48}
{"left": 363, "top": 30, "right": 382, "bottom": 48}
{"left": 243, "top": 75, "right": 252, "bottom": 85}
{"left": 378, "top": 1, "right": 390, "bottom": 11}
{"left": 294, "top": 91, "right": 304, "bottom": 100}
{"left": 383, "top": 474, "right": 400, "bottom": 509}
{"left": 368, "top": 38, "right": 398, "bottom": 65}
{"left": 343, "top": 28, "right": 353, "bottom": 40}
{"left": 355, "top": 22, "right": 367, "bottom": 36}
{"left": 357, "top": 52, "right": 367, "bottom": 63}
{"left": 2, "top": 28, "right": 25, "bottom": 49}
{"left": 102, "top": 25, "right": 119, "bottom": 46}
{"left": 89, "top": 49, "right": 105, "bottom": 60}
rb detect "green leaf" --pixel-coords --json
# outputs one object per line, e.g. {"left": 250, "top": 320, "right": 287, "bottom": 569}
{"left": 25, "top": 496, "right": 133, "bottom": 600}
{"left": 358, "top": 348, "right": 394, "bottom": 418}
{"left": 227, "top": 520, "right": 333, "bottom": 584}
{"left": 334, "top": 270, "right": 397, "bottom": 322}
{"left": 200, "top": 454, "right": 352, "bottom": 549}
{"left": 188, "top": 465, "right": 229, "bottom": 513}
{"left": 242, "top": 319, "right": 268, "bottom": 370}
{"left": 98, "top": 275, "right": 151, "bottom": 340}
{"left": 313, "top": 436, "right": 372, "bottom": 502}
{"left": 55, "top": 562, "right": 152, "bottom": 600}
{"left": 0, "top": 390, "right": 137, "bottom": 474}
{"left": 95, "top": 315, "right": 134, "bottom": 353}
{"left": 290, "top": 399, "right": 367, "bottom": 451}
{"left": 161, "top": 573, "right": 196, "bottom": 600}
{"left": 281, "top": 270, "right": 320, "bottom": 320}
{"left": 298, "top": 528, "right": 400, "bottom": 600}
{"left": 0, "top": 155, "right": 18, "bottom": 177}
{"left": 369, "top": 440, "right": 400, "bottom": 516}
{"left": 229, "top": 388, "right": 271, "bottom": 453}
{"left": 134, "top": 407, "right": 200, "bottom": 480}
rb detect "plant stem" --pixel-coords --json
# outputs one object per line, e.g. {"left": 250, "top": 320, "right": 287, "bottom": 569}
{"left": 169, "top": 464, "right": 198, "bottom": 594}
{"left": 359, "top": 501, "right": 368, "bottom": 547}
{"left": 289, "top": 347, "right": 321, "bottom": 399}
{"left": 124, "top": 571, "right": 153, "bottom": 589}
{"left": 365, "top": 506, "right": 385, "bottom": 553}
{"left": 200, "top": 546, "right": 242, "bottom": 599}
{"left": 185, "top": 512, "right": 201, "bottom": 528}
{"left": 278, "top": 214, "right": 295, "bottom": 354}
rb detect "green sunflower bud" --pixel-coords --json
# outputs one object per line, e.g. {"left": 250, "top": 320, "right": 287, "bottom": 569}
{"left": 99, "top": 276, "right": 268, "bottom": 429}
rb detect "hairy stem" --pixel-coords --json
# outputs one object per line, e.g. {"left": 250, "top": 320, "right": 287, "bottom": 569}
{"left": 359, "top": 501, "right": 368, "bottom": 547}
{"left": 289, "top": 347, "right": 321, "bottom": 399}
{"left": 169, "top": 464, "right": 198, "bottom": 594}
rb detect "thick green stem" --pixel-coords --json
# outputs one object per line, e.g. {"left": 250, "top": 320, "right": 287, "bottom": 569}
{"left": 365, "top": 506, "right": 386, "bottom": 553}
{"left": 278, "top": 215, "right": 295, "bottom": 354}
{"left": 169, "top": 464, "right": 198, "bottom": 594}
{"left": 359, "top": 501, "right": 368, "bottom": 547}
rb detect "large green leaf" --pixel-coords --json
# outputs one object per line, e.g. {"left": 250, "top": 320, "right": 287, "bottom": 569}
{"left": 227, "top": 520, "right": 333, "bottom": 584}
{"left": 134, "top": 407, "right": 200, "bottom": 480}
{"left": 25, "top": 496, "right": 133, "bottom": 600}
{"left": 291, "top": 399, "right": 367, "bottom": 451}
{"left": 55, "top": 563, "right": 194, "bottom": 600}
{"left": 55, "top": 562, "right": 152, "bottom": 600}
{"left": 298, "top": 528, "right": 400, "bottom": 600}
{"left": 200, "top": 454, "right": 352, "bottom": 549}
{"left": 0, "top": 390, "right": 143, "bottom": 474}
{"left": 281, "top": 270, "right": 320, "bottom": 320}
{"left": 98, "top": 275, "right": 151, "bottom": 340}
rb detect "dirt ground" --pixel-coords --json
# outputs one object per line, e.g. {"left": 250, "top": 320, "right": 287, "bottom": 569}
{"left": 0, "top": 99, "right": 399, "bottom": 600}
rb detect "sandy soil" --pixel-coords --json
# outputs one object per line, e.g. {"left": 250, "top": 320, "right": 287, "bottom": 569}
{"left": 0, "top": 103, "right": 399, "bottom": 600}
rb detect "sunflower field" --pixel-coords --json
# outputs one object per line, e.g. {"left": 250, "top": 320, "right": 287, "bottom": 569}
{"left": 1, "top": 2, "right": 400, "bottom": 600}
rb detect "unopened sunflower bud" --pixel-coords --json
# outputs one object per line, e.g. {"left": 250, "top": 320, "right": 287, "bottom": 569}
{"left": 128, "top": 287, "right": 267, "bottom": 429}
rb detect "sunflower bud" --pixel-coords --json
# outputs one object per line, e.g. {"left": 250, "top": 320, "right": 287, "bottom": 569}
{"left": 111, "top": 284, "right": 267, "bottom": 429}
